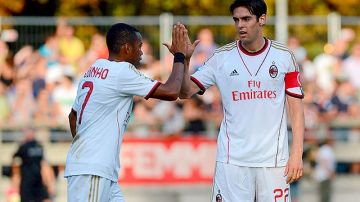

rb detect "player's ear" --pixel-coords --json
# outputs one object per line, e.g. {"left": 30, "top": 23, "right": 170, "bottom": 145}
{"left": 259, "top": 14, "right": 266, "bottom": 26}
{"left": 124, "top": 43, "right": 130, "bottom": 53}
{"left": 123, "top": 43, "right": 132, "bottom": 54}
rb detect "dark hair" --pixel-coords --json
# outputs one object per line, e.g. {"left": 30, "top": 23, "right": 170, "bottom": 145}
{"left": 106, "top": 23, "right": 140, "bottom": 54}
{"left": 229, "top": 0, "right": 267, "bottom": 19}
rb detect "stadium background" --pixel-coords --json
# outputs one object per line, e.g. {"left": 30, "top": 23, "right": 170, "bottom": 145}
{"left": 1, "top": 0, "right": 360, "bottom": 201}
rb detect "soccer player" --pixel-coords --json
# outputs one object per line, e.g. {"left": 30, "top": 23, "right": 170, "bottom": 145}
{"left": 178, "top": 0, "right": 305, "bottom": 201}
{"left": 64, "top": 23, "right": 198, "bottom": 201}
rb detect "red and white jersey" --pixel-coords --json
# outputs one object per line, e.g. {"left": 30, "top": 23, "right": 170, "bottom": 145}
{"left": 64, "top": 59, "right": 159, "bottom": 181}
{"left": 191, "top": 39, "right": 303, "bottom": 167}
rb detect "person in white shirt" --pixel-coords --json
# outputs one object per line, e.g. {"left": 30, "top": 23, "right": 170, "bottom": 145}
{"left": 313, "top": 138, "right": 336, "bottom": 202}
{"left": 175, "top": 0, "right": 305, "bottom": 201}
{"left": 65, "top": 22, "right": 199, "bottom": 201}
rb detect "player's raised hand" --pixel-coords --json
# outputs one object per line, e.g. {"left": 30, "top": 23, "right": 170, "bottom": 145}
{"left": 163, "top": 23, "right": 200, "bottom": 58}
{"left": 163, "top": 22, "right": 187, "bottom": 55}
{"left": 182, "top": 25, "right": 200, "bottom": 59}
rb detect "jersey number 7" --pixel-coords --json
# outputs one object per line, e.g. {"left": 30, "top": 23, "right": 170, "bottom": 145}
{"left": 78, "top": 81, "right": 93, "bottom": 124}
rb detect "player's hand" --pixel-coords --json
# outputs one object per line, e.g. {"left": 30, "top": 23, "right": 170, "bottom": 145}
{"left": 163, "top": 22, "right": 187, "bottom": 55}
{"left": 163, "top": 23, "right": 200, "bottom": 59}
{"left": 182, "top": 29, "right": 200, "bottom": 59}
{"left": 284, "top": 152, "right": 303, "bottom": 184}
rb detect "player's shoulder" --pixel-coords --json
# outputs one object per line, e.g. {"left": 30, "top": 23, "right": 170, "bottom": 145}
{"left": 214, "top": 41, "right": 237, "bottom": 54}
{"left": 206, "top": 41, "right": 237, "bottom": 61}
{"left": 270, "top": 40, "right": 292, "bottom": 53}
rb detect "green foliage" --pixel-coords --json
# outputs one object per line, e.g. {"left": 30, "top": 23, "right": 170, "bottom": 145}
{"left": 2, "top": 0, "right": 360, "bottom": 58}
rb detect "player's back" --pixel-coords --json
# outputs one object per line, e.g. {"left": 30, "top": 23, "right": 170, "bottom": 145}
{"left": 65, "top": 59, "right": 136, "bottom": 181}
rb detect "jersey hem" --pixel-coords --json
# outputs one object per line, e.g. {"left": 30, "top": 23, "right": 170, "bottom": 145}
{"left": 64, "top": 170, "right": 117, "bottom": 182}
{"left": 285, "top": 91, "right": 304, "bottom": 99}
{"left": 144, "top": 81, "right": 161, "bottom": 100}
{"left": 216, "top": 159, "right": 287, "bottom": 168}
{"left": 190, "top": 76, "right": 206, "bottom": 95}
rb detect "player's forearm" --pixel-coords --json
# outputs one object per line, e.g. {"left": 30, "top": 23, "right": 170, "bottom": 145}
{"left": 159, "top": 62, "right": 185, "bottom": 100}
{"left": 68, "top": 109, "right": 77, "bottom": 138}
{"left": 288, "top": 97, "right": 305, "bottom": 156}
{"left": 179, "top": 58, "right": 192, "bottom": 99}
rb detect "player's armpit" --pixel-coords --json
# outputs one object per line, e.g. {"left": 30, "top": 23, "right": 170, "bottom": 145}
{"left": 179, "top": 76, "right": 204, "bottom": 99}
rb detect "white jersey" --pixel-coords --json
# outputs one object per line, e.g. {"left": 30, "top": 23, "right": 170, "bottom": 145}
{"left": 192, "top": 39, "right": 300, "bottom": 167}
{"left": 64, "top": 59, "right": 159, "bottom": 181}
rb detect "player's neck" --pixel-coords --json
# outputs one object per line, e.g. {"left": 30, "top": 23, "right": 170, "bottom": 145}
{"left": 241, "top": 37, "right": 266, "bottom": 53}
{"left": 108, "top": 54, "right": 125, "bottom": 63}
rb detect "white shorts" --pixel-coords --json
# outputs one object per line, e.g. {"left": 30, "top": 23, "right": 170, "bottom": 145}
{"left": 211, "top": 162, "right": 290, "bottom": 202}
{"left": 67, "top": 175, "right": 124, "bottom": 202}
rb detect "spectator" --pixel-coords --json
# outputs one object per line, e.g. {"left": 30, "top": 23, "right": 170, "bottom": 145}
{"left": 190, "top": 28, "right": 218, "bottom": 73}
{"left": 78, "top": 33, "right": 108, "bottom": 75}
{"left": 330, "top": 80, "right": 358, "bottom": 119}
{"left": 313, "top": 136, "right": 336, "bottom": 202}
{"left": 12, "top": 127, "right": 55, "bottom": 202}
{"left": 9, "top": 77, "right": 35, "bottom": 125}
{"left": 183, "top": 95, "right": 207, "bottom": 135}
{"left": 58, "top": 23, "right": 85, "bottom": 75}
{"left": 313, "top": 43, "right": 341, "bottom": 94}
{"left": 52, "top": 73, "right": 77, "bottom": 125}
{"left": 38, "top": 35, "right": 60, "bottom": 69}
{"left": 152, "top": 100, "right": 184, "bottom": 137}
{"left": 33, "top": 88, "right": 58, "bottom": 126}
{"left": 130, "top": 98, "right": 160, "bottom": 137}
{"left": 0, "top": 82, "right": 10, "bottom": 126}
{"left": 0, "top": 40, "right": 15, "bottom": 90}
{"left": 288, "top": 36, "right": 307, "bottom": 66}
{"left": 343, "top": 42, "right": 360, "bottom": 90}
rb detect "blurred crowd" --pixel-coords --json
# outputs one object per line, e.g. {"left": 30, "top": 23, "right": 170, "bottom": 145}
{"left": 1, "top": 21, "right": 360, "bottom": 158}
{"left": 1, "top": 19, "right": 360, "bottom": 202}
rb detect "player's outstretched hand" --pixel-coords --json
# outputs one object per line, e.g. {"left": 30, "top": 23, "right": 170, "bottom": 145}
{"left": 284, "top": 152, "right": 303, "bottom": 184}
{"left": 163, "top": 22, "right": 187, "bottom": 56}
{"left": 163, "top": 22, "right": 200, "bottom": 59}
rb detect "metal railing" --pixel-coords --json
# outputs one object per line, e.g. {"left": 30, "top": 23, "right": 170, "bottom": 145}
{"left": 1, "top": 13, "right": 360, "bottom": 58}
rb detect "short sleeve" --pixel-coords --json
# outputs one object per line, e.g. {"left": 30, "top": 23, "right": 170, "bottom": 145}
{"left": 287, "top": 50, "right": 300, "bottom": 73}
{"left": 117, "top": 64, "right": 159, "bottom": 98}
{"left": 191, "top": 54, "right": 218, "bottom": 94}
{"left": 72, "top": 82, "right": 82, "bottom": 112}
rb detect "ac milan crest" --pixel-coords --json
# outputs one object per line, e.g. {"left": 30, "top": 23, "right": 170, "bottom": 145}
{"left": 269, "top": 64, "right": 278, "bottom": 78}
{"left": 216, "top": 190, "right": 222, "bottom": 202}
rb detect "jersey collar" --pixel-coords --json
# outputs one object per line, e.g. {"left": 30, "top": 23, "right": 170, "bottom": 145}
{"left": 238, "top": 38, "right": 269, "bottom": 56}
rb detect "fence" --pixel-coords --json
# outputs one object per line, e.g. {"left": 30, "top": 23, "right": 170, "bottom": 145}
{"left": 2, "top": 13, "right": 360, "bottom": 201}
{"left": 1, "top": 13, "right": 360, "bottom": 60}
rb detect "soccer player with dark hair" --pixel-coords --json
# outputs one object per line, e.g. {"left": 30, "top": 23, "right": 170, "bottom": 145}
{"left": 65, "top": 23, "right": 198, "bottom": 201}
{"left": 177, "top": 0, "right": 305, "bottom": 201}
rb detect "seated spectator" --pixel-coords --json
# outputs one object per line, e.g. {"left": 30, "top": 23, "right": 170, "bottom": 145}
{"left": 78, "top": 33, "right": 108, "bottom": 75}
{"left": 183, "top": 96, "right": 207, "bottom": 135}
{"left": 38, "top": 35, "right": 60, "bottom": 68}
{"left": 343, "top": 42, "right": 360, "bottom": 90}
{"left": 52, "top": 72, "right": 77, "bottom": 126}
{"left": 0, "top": 82, "right": 10, "bottom": 126}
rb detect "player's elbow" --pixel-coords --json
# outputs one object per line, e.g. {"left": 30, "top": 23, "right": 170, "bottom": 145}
{"left": 165, "top": 92, "right": 179, "bottom": 101}
{"left": 179, "top": 92, "right": 192, "bottom": 99}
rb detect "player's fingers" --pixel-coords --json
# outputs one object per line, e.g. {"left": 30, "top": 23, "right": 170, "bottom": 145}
{"left": 296, "top": 168, "right": 303, "bottom": 180}
{"left": 193, "top": 39, "right": 201, "bottom": 48}
{"left": 172, "top": 24, "right": 177, "bottom": 46}
{"left": 174, "top": 24, "right": 181, "bottom": 45}
{"left": 162, "top": 43, "right": 172, "bottom": 52}
{"left": 286, "top": 169, "right": 295, "bottom": 184}
{"left": 284, "top": 165, "right": 289, "bottom": 176}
